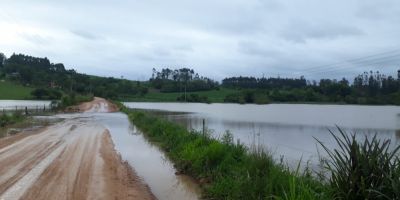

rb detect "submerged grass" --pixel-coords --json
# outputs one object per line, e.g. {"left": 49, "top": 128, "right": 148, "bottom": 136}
{"left": 121, "top": 106, "right": 327, "bottom": 199}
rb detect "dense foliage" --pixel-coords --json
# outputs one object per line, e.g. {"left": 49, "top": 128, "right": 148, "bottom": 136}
{"left": 176, "top": 94, "right": 210, "bottom": 103}
{"left": 150, "top": 68, "right": 218, "bottom": 92}
{"left": 222, "top": 76, "right": 307, "bottom": 89}
{"left": 318, "top": 128, "right": 400, "bottom": 199}
{"left": 0, "top": 53, "right": 148, "bottom": 99}
{"left": 223, "top": 71, "right": 400, "bottom": 104}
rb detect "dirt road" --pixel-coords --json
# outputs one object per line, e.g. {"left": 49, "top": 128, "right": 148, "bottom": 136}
{"left": 0, "top": 98, "right": 155, "bottom": 200}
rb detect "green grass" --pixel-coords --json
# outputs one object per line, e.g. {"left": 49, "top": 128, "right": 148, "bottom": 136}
{"left": 119, "top": 88, "right": 237, "bottom": 103}
{"left": 118, "top": 103, "right": 400, "bottom": 199}
{"left": 120, "top": 106, "right": 328, "bottom": 199}
{"left": 317, "top": 128, "right": 400, "bottom": 199}
{"left": 0, "top": 111, "right": 25, "bottom": 127}
{"left": 0, "top": 81, "right": 35, "bottom": 100}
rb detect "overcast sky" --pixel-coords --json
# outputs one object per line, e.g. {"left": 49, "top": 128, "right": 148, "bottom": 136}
{"left": 1, "top": 0, "right": 400, "bottom": 81}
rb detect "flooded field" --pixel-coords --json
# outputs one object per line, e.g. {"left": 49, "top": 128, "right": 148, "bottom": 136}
{"left": 0, "top": 100, "right": 50, "bottom": 110}
{"left": 124, "top": 102, "right": 400, "bottom": 167}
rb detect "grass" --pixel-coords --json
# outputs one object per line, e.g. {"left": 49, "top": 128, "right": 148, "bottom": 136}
{"left": 120, "top": 106, "right": 328, "bottom": 199}
{"left": 119, "top": 88, "right": 237, "bottom": 103}
{"left": 118, "top": 102, "right": 400, "bottom": 199}
{"left": 0, "top": 111, "right": 25, "bottom": 127}
{"left": 316, "top": 127, "right": 400, "bottom": 199}
{"left": 0, "top": 81, "right": 35, "bottom": 100}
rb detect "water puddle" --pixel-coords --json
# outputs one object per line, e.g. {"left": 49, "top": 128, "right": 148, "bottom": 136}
{"left": 93, "top": 112, "right": 201, "bottom": 200}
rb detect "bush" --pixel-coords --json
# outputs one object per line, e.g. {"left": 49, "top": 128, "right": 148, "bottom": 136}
{"left": 317, "top": 127, "right": 400, "bottom": 199}
{"left": 31, "top": 88, "right": 62, "bottom": 100}
{"left": 176, "top": 94, "right": 210, "bottom": 103}
{"left": 0, "top": 111, "right": 24, "bottom": 127}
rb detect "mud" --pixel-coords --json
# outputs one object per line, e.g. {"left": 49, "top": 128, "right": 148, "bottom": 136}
{"left": 0, "top": 98, "right": 154, "bottom": 200}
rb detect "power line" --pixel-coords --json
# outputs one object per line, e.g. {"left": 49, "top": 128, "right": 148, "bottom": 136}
{"left": 300, "top": 49, "right": 400, "bottom": 72}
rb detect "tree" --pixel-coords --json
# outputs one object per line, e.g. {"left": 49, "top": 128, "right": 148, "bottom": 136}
{"left": 0, "top": 53, "right": 5, "bottom": 68}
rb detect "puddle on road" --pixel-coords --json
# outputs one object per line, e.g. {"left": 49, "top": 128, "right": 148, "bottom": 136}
{"left": 87, "top": 112, "right": 201, "bottom": 200}
{"left": 19, "top": 112, "right": 201, "bottom": 199}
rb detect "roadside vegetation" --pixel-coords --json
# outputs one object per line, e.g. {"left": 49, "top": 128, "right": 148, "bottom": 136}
{"left": 58, "top": 93, "right": 94, "bottom": 109}
{"left": 120, "top": 106, "right": 400, "bottom": 199}
{"left": 121, "top": 107, "right": 327, "bottom": 199}
{"left": 0, "top": 111, "right": 25, "bottom": 127}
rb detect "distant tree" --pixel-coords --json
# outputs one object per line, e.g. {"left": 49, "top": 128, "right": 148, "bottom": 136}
{"left": 0, "top": 53, "right": 5, "bottom": 68}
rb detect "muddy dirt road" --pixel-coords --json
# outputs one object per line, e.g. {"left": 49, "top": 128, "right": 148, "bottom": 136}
{"left": 0, "top": 98, "right": 155, "bottom": 200}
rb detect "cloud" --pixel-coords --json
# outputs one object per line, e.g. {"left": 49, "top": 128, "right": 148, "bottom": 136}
{"left": 238, "top": 40, "right": 281, "bottom": 57}
{"left": 70, "top": 30, "right": 102, "bottom": 40}
{"left": 281, "top": 20, "right": 364, "bottom": 43}
{"left": 20, "top": 33, "right": 52, "bottom": 45}
{"left": 0, "top": 0, "right": 399, "bottom": 81}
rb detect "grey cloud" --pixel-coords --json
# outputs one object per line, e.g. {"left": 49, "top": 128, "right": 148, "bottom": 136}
{"left": 238, "top": 41, "right": 280, "bottom": 57}
{"left": 71, "top": 30, "right": 102, "bottom": 40}
{"left": 20, "top": 33, "right": 52, "bottom": 45}
{"left": 281, "top": 20, "right": 364, "bottom": 43}
{"left": 1, "top": 0, "right": 400, "bottom": 81}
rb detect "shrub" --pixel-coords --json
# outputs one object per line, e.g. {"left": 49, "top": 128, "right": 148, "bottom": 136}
{"left": 317, "top": 127, "right": 400, "bottom": 199}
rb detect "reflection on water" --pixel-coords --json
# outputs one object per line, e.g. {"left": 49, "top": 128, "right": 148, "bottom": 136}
{"left": 39, "top": 112, "right": 200, "bottom": 200}
{"left": 89, "top": 112, "right": 201, "bottom": 200}
{"left": 124, "top": 102, "right": 400, "bottom": 168}
{"left": 0, "top": 100, "right": 50, "bottom": 110}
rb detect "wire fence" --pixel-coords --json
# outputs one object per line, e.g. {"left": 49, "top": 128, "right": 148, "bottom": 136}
{"left": 0, "top": 104, "right": 56, "bottom": 116}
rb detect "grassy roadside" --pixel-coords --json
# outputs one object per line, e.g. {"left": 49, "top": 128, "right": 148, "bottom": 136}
{"left": 0, "top": 112, "right": 25, "bottom": 128}
{"left": 119, "top": 104, "right": 329, "bottom": 199}
{"left": 0, "top": 81, "right": 35, "bottom": 100}
{"left": 118, "top": 103, "right": 400, "bottom": 199}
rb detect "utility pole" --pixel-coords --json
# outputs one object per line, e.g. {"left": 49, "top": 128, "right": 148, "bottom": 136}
{"left": 184, "top": 84, "right": 187, "bottom": 102}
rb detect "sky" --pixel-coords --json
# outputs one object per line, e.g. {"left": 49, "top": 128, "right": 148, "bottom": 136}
{"left": 1, "top": 0, "right": 400, "bottom": 81}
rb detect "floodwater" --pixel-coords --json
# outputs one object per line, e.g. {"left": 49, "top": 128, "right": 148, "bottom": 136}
{"left": 0, "top": 100, "right": 50, "bottom": 110}
{"left": 124, "top": 102, "right": 400, "bottom": 168}
{"left": 1, "top": 100, "right": 200, "bottom": 199}
{"left": 53, "top": 112, "right": 201, "bottom": 200}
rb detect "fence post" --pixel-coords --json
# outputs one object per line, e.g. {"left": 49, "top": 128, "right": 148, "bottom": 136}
{"left": 202, "top": 118, "right": 205, "bottom": 137}
{"left": 25, "top": 106, "right": 28, "bottom": 115}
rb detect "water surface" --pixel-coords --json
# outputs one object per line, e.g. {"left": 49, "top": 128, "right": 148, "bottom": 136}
{"left": 53, "top": 112, "right": 200, "bottom": 200}
{"left": 0, "top": 100, "right": 50, "bottom": 110}
{"left": 124, "top": 102, "right": 400, "bottom": 167}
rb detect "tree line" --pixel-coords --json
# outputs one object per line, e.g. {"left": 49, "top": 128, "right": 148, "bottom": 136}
{"left": 0, "top": 53, "right": 148, "bottom": 99}
{"left": 150, "top": 68, "right": 218, "bottom": 92}
{"left": 1, "top": 52, "right": 400, "bottom": 105}
{"left": 222, "top": 70, "right": 400, "bottom": 104}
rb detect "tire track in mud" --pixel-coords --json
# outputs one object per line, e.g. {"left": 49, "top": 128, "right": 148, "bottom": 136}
{"left": 0, "top": 98, "right": 155, "bottom": 200}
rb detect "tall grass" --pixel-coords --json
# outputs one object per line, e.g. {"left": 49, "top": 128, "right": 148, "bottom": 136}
{"left": 317, "top": 127, "right": 400, "bottom": 199}
{"left": 0, "top": 111, "right": 25, "bottom": 127}
{"left": 122, "top": 108, "right": 327, "bottom": 199}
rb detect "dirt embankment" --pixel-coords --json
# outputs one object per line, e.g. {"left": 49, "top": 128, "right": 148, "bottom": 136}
{"left": 0, "top": 98, "right": 155, "bottom": 200}
{"left": 78, "top": 97, "right": 119, "bottom": 113}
